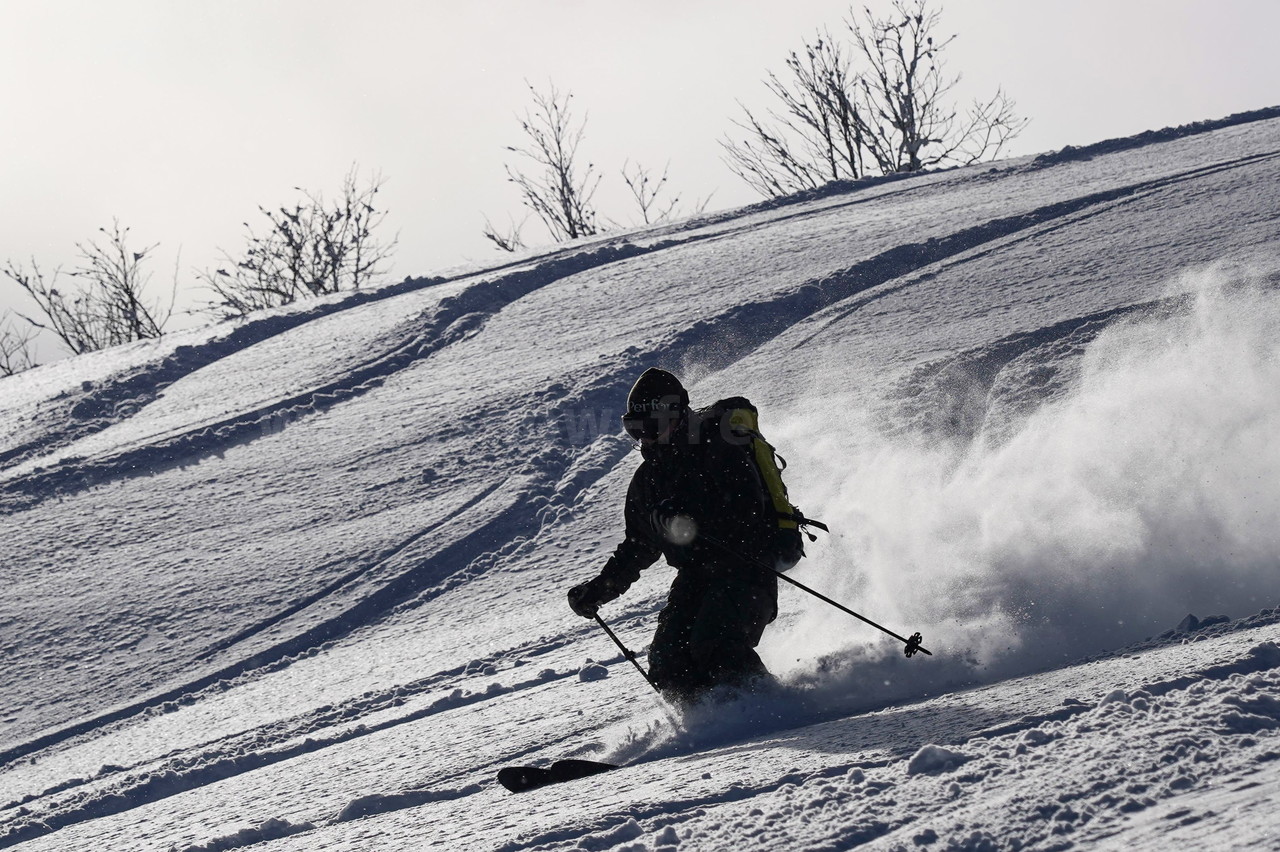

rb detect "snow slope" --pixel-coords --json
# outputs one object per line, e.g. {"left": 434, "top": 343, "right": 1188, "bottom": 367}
{"left": 2, "top": 109, "right": 1280, "bottom": 851}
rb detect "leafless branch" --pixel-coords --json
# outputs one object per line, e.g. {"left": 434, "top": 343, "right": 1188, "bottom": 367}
{"left": 619, "top": 160, "right": 679, "bottom": 226}
{"left": 2, "top": 220, "right": 173, "bottom": 357}
{"left": 482, "top": 214, "right": 529, "bottom": 253}
{"left": 0, "top": 313, "right": 36, "bottom": 376}
{"left": 199, "top": 166, "right": 397, "bottom": 318}
{"left": 724, "top": 0, "right": 1027, "bottom": 198}
{"left": 498, "top": 81, "right": 601, "bottom": 243}
{"left": 721, "top": 33, "right": 866, "bottom": 197}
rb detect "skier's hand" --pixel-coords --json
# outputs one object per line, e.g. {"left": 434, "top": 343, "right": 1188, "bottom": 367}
{"left": 649, "top": 498, "right": 679, "bottom": 535}
{"left": 651, "top": 499, "right": 697, "bottom": 546}
{"left": 567, "top": 581, "right": 602, "bottom": 619}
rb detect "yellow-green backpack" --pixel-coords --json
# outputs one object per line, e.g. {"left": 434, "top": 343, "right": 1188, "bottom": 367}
{"left": 708, "top": 396, "right": 827, "bottom": 570}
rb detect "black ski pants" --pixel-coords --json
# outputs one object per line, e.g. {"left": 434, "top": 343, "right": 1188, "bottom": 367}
{"left": 648, "top": 572, "right": 777, "bottom": 703}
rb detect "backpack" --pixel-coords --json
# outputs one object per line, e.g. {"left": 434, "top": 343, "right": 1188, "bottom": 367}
{"left": 705, "top": 396, "right": 827, "bottom": 570}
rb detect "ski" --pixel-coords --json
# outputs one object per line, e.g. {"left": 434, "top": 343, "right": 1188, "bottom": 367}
{"left": 497, "top": 758, "right": 619, "bottom": 793}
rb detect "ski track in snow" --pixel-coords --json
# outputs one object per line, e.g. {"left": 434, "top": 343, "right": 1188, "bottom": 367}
{"left": 1, "top": 110, "right": 1280, "bottom": 851}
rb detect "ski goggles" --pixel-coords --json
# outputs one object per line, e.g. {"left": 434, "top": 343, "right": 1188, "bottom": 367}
{"left": 622, "top": 412, "right": 664, "bottom": 442}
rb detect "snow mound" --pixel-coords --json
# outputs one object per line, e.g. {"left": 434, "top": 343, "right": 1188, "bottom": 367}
{"left": 578, "top": 662, "right": 610, "bottom": 682}
{"left": 575, "top": 817, "right": 644, "bottom": 851}
{"left": 178, "top": 817, "right": 314, "bottom": 852}
{"left": 905, "top": 744, "right": 972, "bottom": 776}
{"left": 333, "top": 784, "right": 482, "bottom": 823}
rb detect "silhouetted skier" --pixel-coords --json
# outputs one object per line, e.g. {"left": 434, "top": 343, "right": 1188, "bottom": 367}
{"left": 568, "top": 368, "right": 805, "bottom": 704}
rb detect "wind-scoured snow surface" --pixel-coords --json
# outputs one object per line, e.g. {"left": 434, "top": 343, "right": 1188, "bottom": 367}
{"left": 3, "top": 111, "right": 1280, "bottom": 851}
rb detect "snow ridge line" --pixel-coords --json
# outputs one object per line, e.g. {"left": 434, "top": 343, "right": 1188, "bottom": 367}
{"left": 0, "top": 377, "right": 642, "bottom": 772}
{"left": 679, "top": 149, "right": 1280, "bottom": 378}
{"left": 0, "top": 478, "right": 536, "bottom": 769}
{"left": 169, "top": 780, "right": 484, "bottom": 852}
{"left": 0, "top": 619, "right": 599, "bottom": 820}
{"left": 0, "top": 474, "right": 504, "bottom": 772}
{"left": 723, "top": 106, "right": 1280, "bottom": 219}
{"left": 190, "top": 477, "right": 511, "bottom": 662}
{"left": 489, "top": 631, "right": 1280, "bottom": 852}
{"left": 0, "top": 664, "right": 596, "bottom": 848}
{"left": 0, "top": 241, "right": 666, "bottom": 515}
{"left": 972, "top": 622, "right": 1280, "bottom": 745}
{"left": 1025, "top": 105, "right": 1280, "bottom": 170}
{"left": 173, "top": 817, "right": 316, "bottom": 852}
{"left": 889, "top": 300, "right": 1164, "bottom": 442}
{"left": 12, "top": 145, "right": 1269, "bottom": 515}
{"left": 130, "top": 782, "right": 481, "bottom": 852}
{"left": 330, "top": 783, "right": 484, "bottom": 825}
{"left": 0, "top": 272, "right": 443, "bottom": 472}
{"left": 488, "top": 765, "right": 869, "bottom": 852}
{"left": 0, "top": 222, "right": 670, "bottom": 476}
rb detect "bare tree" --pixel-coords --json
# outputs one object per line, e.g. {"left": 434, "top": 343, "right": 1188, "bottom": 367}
{"left": 722, "top": 34, "right": 867, "bottom": 197}
{"left": 850, "top": 0, "right": 1024, "bottom": 174}
{"left": 620, "top": 160, "right": 712, "bottom": 226}
{"left": 480, "top": 213, "right": 529, "bottom": 253}
{"left": 485, "top": 83, "right": 711, "bottom": 251}
{"left": 484, "top": 82, "right": 602, "bottom": 252}
{"left": 2, "top": 220, "right": 175, "bottom": 357}
{"left": 200, "top": 166, "right": 396, "bottom": 318}
{"left": 723, "top": 0, "right": 1027, "bottom": 198}
{"left": 0, "top": 313, "right": 36, "bottom": 377}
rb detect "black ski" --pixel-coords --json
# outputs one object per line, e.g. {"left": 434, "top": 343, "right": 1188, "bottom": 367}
{"left": 497, "top": 759, "right": 619, "bottom": 793}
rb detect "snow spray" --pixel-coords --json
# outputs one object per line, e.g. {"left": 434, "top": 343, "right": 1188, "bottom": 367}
{"left": 764, "top": 260, "right": 1280, "bottom": 710}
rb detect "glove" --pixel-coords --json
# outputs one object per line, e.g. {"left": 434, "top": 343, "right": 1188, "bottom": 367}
{"left": 651, "top": 499, "right": 697, "bottom": 546}
{"left": 567, "top": 580, "right": 604, "bottom": 619}
{"left": 649, "top": 498, "right": 679, "bottom": 536}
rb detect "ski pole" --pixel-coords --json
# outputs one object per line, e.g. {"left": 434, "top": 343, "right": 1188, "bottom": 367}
{"left": 593, "top": 614, "right": 660, "bottom": 692}
{"left": 701, "top": 533, "right": 931, "bottom": 658}
{"left": 772, "top": 570, "right": 931, "bottom": 657}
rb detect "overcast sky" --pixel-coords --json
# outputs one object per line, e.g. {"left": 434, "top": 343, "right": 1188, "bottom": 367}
{"left": 3, "top": 0, "right": 1279, "bottom": 351}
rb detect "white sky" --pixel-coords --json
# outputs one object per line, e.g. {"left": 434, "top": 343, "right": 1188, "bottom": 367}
{"left": 3, "top": 0, "right": 1279, "bottom": 348}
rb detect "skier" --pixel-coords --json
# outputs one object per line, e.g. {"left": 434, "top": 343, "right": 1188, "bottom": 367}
{"left": 567, "top": 368, "right": 795, "bottom": 705}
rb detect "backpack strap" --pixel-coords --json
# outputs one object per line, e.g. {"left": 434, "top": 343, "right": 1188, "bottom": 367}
{"left": 714, "top": 396, "right": 832, "bottom": 539}
{"left": 780, "top": 508, "right": 830, "bottom": 541}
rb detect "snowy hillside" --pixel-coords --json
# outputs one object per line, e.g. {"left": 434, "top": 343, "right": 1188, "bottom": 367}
{"left": 2, "top": 109, "right": 1280, "bottom": 851}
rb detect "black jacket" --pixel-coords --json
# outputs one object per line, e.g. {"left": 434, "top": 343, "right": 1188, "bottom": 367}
{"left": 593, "top": 404, "right": 778, "bottom": 602}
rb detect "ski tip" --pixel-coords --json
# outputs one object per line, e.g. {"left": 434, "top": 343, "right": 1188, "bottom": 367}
{"left": 497, "top": 765, "right": 544, "bottom": 794}
{"left": 497, "top": 759, "right": 620, "bottom": 793}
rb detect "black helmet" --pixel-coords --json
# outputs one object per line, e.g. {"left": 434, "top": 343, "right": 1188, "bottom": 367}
{"left": 622, "top": 368, "right": 688, "bottom": 442}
